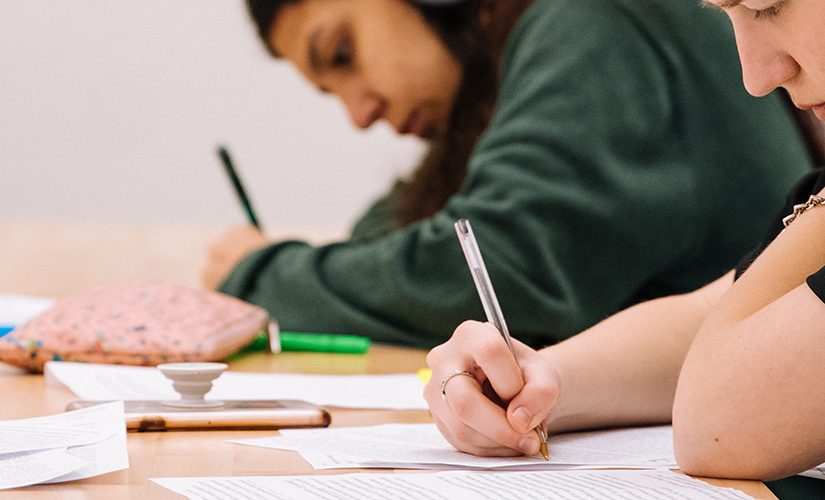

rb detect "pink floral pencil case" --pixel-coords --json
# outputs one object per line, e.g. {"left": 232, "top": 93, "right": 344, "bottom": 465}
{"left": 0, "top": 282, "right": 268, "bottom": 372}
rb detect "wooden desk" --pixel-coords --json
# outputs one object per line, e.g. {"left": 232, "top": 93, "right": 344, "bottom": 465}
{"left": 1, "top": 350, "right": 775, "bottom": 499}
{"left": 0, "top": 222, "right": 776, "bottom": 498}
{"left": 0, "top": 348, "right": 434, "bottom": 499}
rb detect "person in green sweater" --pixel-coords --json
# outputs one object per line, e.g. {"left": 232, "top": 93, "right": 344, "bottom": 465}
{"left": 202, "top": 0, "right": 818, "bottom": 348}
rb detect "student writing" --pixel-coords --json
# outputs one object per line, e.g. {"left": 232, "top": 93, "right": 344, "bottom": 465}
{"left": 423, "top": 0, "right": 825, "bottom": 487}
{"left": 203, "top": 0, "right": 814, "bottom": 348}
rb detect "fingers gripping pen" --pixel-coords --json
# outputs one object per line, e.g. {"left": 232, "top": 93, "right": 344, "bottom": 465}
{"left": 454, "top": 218, "right": 549, "bottom": 460}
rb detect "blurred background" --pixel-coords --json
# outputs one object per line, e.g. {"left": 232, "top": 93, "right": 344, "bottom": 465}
{"left": 0, "top": 0, "right": 424, "bottom": 237}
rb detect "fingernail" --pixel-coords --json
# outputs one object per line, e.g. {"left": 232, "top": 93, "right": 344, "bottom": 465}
{"left": 518, "top": 436, "right": 539, "bottom": 454}
{"left": 512, "top": 407, "right": 532, "bottom": 431}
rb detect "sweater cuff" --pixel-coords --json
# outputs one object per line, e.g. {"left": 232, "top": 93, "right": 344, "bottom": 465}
{"left": 806, "top": 265, "right": 825, "bottom": 303}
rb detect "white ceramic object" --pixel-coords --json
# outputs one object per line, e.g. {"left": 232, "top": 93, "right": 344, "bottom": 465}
{"left": 157, "top": 362, "right": 228, "bottom": 408}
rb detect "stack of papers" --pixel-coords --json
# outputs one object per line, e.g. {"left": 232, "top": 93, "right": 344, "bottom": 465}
{"left": 153, "top": 469, "right": 755, "bottom": 499}
{"left": 231, "top": 423, "right": 677, "bottom": 470}
{"left": 0, "top": 401, "right": 128, "bottom": 490}
{"left": 45, "top": 361, "right": 427, "bottom": 409}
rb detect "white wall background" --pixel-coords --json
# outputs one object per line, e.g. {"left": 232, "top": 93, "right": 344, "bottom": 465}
{"left": 0, "top": 1, "right": 424, "bottom": 236}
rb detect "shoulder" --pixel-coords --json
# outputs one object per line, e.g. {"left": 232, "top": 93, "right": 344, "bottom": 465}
{"left": 501, "top": 0, "right": 731, "bottom": 72}
{"left": 491, "top": 0, "right": 691, "bottom": 139}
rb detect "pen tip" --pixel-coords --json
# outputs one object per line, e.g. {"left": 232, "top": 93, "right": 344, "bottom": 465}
{"left": 539, "top": 442, "right": 549, "bottom": 461}
{"left": 534, "top": 427, "right": 549, "bottom": 460}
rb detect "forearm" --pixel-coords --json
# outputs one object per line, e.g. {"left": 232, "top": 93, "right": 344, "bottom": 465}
{"left": 675, "top": 284, "right": 825, "bottom": 479}
{"left": 541, "top": 272, "right": 732, "bottom": 432}
{"left": 674, "top": 203, "right": 825, "bottom": 479}
{"left": 702, "top": 200, "right": 825, "bottom": 331}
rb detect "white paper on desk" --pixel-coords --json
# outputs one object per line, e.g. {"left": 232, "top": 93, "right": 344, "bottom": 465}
{"left": 0, "top": 449, "right": 88, "bottom": 490}
{"left": 0, "top": 401, "right": 127, "bottom": 487}
{"left": 0, "top": 400, "right": 119, "bottom": 454}
{"left": 152, "top": 469, "right": 754, "bottom": 500}
{"left": 46, "top": 361, "right": 427, "bottom": 409}
{"left": 0, "top": 294, "right": 53, "bottom": 327}
{"left": 42, "top": 402, "right": 130, "bottom": 483}
{"left": 231, "top": 423, "right": 676, "bottom": 470}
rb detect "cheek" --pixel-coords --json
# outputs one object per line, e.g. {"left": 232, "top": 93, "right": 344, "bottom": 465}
{"left": 787, "top": 20, "right": 825, "bottom": 87}
{"left": 806, "top": 42, "right": 825, "bottom": 84}
{"left": 413, "top": 47, "right": 462, "bottom": 103}
{"left": 389, "top": 29, "right": 459, "bottom": 97}
{"left": 370, "top": 51, "right": 446, "bottom": 100}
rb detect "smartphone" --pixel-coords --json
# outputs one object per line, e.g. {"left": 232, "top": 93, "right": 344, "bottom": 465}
{"left": 66, "top": 400, "right": 331, "bottom": 432}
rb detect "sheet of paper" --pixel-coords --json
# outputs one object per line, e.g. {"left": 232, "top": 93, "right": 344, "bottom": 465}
{"left": 0, "top": 294, "right": 53, "bottom": 327}
{"left": 152, "top": 469, "right": 754, "bottom": 500}
{"left": 231, "top": 423, "right": 676, "bottom": 470}
{"left": 0, "top": 400, "right": 119, "bottom": 454}
{"left": 43, "top": 432, "right": 129, "bottom": 483}
{"left": 42, "top": 402, "right": 130, "bottom": 483}
{"left": 46, "top": 361, "right": 427, "bottom": 410}
{"left": 0, "top": 401, "right": 128, "bottom": 488}
{"left": 0, "top": 449, "right": 88, "bottom": 490}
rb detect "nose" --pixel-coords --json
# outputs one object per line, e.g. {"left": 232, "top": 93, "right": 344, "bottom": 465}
{"left": 338, "top": 83, "right": 386, "bottom": 129}
{"left": 731, "top": 18, "right": 799, "bottom": 97}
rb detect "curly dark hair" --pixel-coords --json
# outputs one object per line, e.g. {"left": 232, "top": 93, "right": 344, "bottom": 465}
{"left": 245, "top": 0, "right": 534, "bottom": 226}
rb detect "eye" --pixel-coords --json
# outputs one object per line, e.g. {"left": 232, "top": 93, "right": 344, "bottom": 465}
{"left": 751, "top": 1, "right": 785, "bottom": 21}
{"left": 330, "top": 37, "right": 353, "bottom": 68}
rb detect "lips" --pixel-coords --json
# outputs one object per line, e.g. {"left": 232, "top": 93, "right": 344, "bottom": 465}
{"left": 812, "top": 103, "right": 825, "bottom": 121}
{"left": 794, "top": 100, "right": 825, "bottom": 121}
{"left": 399, "top": 110, "right": 436, "bottom": 139}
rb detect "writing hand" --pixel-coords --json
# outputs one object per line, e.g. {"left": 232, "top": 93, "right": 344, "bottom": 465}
{"left": 423, "top": 320, "right": 560, "bottom": 457}
{"left": 201, "top": 225, "right": 269, "bottom": 290}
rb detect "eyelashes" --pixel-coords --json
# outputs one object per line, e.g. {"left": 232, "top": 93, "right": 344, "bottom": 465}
{"left": 751, "top": 1, "right": 785, "bottom": 21}
{"left": 330, "top": 37, "right": 354, "bottom": 69}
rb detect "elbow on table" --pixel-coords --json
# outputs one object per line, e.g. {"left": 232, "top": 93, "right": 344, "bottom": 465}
{"left": 673, "top": 409, "right": 793, "bottom": 481}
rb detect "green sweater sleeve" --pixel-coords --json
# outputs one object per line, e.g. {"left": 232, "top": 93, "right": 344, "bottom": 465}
{"left": 220, "top": 0, "right": 810, "bottom": 348}
{"left": 348, "top": 180, "right": 403, "bottom": 244}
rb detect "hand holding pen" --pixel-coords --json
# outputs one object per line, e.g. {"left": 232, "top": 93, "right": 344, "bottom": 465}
{"left": 423, "top": 219, "right": 558, "bottom": 459}
{"left": 454, "top": 219, "right": 549, "bottom": 459}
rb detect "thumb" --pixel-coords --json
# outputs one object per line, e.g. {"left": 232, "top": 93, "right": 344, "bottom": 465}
{"left": 505, "top": 367, "right": 560, "bottom": 434}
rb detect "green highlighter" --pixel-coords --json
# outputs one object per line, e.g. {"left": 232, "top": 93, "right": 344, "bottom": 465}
{"left": 242, "top": 321, "right": 371, "bottom": 355}
{"left": 276, "top": 331, "right": 371, "bottom": 354}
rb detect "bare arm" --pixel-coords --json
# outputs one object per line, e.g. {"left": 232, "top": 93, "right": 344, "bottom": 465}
{"left": 543, "top": 271, "right": 732, "bottom": 432}
{"left": 675, "top": 195, "right": 825, "bottom": 480}
{"left": 424, "top": 271, "right": 732, "bottom": 456}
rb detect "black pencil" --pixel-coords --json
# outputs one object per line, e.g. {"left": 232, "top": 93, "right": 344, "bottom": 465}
{"left": 217, "top": 145, "right": 262, "bottom": 231}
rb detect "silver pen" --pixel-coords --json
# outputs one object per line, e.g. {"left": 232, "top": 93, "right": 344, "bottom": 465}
{"left": 454, "top": 218, "right": 549, "bottom": 460}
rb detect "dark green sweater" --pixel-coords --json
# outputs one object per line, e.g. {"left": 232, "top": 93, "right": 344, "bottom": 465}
{"left": 221, "top": 0, "right": 812, "bottom": 348}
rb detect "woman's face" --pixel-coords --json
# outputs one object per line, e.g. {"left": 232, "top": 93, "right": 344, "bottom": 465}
{"left": 270, "top": 0, "right": 463, "bottom": 139}
{"left": 705, "top": 0, "right": 825, "bottom": 120}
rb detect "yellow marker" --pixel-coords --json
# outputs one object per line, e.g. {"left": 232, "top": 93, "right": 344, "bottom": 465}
{"left": 417, "top": 368, "right": 432, "bottom": 383}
